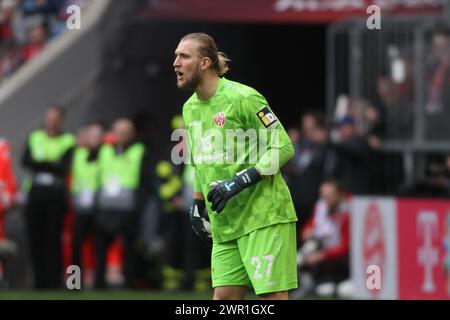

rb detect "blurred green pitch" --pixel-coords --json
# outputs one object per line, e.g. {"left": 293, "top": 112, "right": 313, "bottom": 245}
{"left": 0, "top": 290, "right": 216, "bottom": 300}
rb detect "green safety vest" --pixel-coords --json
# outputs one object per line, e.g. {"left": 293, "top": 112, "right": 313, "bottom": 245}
{"left": 182, "top": 164, "right": 195, "bottom": 188}
{"left": 156, "top": 160, "right": 183, "bottom": 213}
{"left": 25, "top": 129, "right": 75, "bottom": 191}
{"left": 29, "top": 129, "right": 75, "bottom": 162}
{"left": 99, "top": 143, "right": 145, "bottom": 190}
{"left": 71, "top": 147, "right": 100, "bottom": 194}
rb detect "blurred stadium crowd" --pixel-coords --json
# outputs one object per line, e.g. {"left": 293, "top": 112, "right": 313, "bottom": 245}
{"left": 0, "top": 0, "right": 449, "bottom": 299}
{"left": 1, "top": 107, "right": 212, "bottom": 291}
{"left": 0, "top": 0, "right": 90, "bottom": 82}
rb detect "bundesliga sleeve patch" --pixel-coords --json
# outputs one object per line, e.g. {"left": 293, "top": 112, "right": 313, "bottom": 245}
{"left": 256, "top": 106, "right": 279, "bottom": 129}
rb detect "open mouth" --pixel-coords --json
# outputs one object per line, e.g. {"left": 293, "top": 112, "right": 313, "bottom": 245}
{"left": 175, "top": 71, "right": 184, "bottom": 80}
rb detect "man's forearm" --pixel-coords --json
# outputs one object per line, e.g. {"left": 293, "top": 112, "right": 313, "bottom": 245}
{"left": 255, "top": 141, "right": 295, "bottom": 176}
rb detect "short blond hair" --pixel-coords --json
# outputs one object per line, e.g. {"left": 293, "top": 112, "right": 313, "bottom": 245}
{"left": 181, "top": 32, "right": 230, "bottom": 76}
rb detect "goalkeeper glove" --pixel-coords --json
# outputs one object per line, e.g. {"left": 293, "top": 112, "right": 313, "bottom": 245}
{"left": 207, "top": 167, "right": 261, "bottom": 213}
{"left": 189, "top": 199, "right": 212, "bottom": 242}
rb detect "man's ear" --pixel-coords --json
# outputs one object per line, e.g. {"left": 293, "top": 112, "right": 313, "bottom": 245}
{"left": 201, "top": 57, "right": 212, "bottom": 71}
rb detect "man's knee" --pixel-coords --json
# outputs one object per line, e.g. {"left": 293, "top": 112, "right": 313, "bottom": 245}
{"left": 260, "top": 291, "right": 289, "bottom": 300}
{"left": 213, "top": 286, "right": 247, "bottom": 300}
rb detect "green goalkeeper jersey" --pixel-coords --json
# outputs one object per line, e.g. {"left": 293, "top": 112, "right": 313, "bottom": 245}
{"left": 182, "top": 77, "right": 297, "bottom": 243}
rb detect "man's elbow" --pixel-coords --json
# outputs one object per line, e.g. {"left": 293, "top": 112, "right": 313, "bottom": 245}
{"left": 285, "top": 141, "right": 295, "bottom": 162}
{"left": 276, "top": 142, "right": 295, "bottom": 171}
{"left": 289, "top": 142, "right": 295, "bottom": 160}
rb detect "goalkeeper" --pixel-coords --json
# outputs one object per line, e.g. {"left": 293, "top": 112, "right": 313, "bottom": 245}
{"left": 174, "top": 33, "right": 298, "bottom": 300}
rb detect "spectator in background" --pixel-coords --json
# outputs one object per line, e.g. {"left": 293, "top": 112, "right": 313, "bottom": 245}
{"left": 376, "top": 75, "right": 413, "bottom": 140}
{"left": 0, "top": 0, "right": 16, "bottom": 44}
{"left": 0, "top": 0, "right": 95, "bottom": 83}
{"left": 284, "top": 111, "right": 328, "bottom": 226}
{"left": 425, "top": 25, "right": 450, "bottom": 140}
{"left": 22, "top": 20, "right": 47, "bottom": 61}
{"left": 129, "top": 111, "right": 163, "bottom": 289}
{"left": 293, "top": 179, "right": 350, "bottom": 298}
{"left": 21, "top": 0, "right": 91, "bottom": 38}
{"left": 361, "top": 103, "right": 383, "bottom": 139}
{"left": 0, "top": 42, "right": 22, "bottom": 80}
{"left": 0, "top": 0, "right": 22, "bottom": 81}
{"left": 155, "top": 115, "right": 209, "bottom": 291}
{"left": 94, "top": 118, "right": 152, "bottom": 289}
{"left": 403, "top": 153, "right": 450, "bottom": 198}
{"left": 0, "top": 134, "right": 17, "bottom": 286}
{"left": 426, "top": 154, "right": 450, "bottom": 197}
{"left": 354, "top": 75, "right": 407, "bottom": 195}
{"left": 22, "top": 106, "right": 75, "bottom": 289}
{"left": 0, "top": 135, "right": 16, "bottom": 233}
{"left": 70, "top": 122, "right": 104, "bottom": 287}
{"left": 328, "top": 115, "right": 372, "bottom": 194}
{"left": 21, "top": 0, "right": 62, "bottom": 17}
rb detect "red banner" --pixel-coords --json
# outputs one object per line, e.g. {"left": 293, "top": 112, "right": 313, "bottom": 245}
{"left": 397, "top": 199, "right": 450, "bottom": 299}
{"left": 352, "top": 197, "right": 450, "bottom": 299}
{"left": 143, "top": 0, "right": 445, "bottom": 24}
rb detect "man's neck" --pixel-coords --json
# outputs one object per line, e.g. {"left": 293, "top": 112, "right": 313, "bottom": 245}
{"left": 195, "top": 74, "right": 220, "bottom": 101}
{"left": 46, "top": 129, "right": 61, "bottom": 137}
{"left": 115, "top": 140, "right": 135, "bottom": 153}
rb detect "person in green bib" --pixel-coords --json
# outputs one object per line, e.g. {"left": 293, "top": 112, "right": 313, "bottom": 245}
{"left": 94, "top": 118, "right": 152, "bottom": 289}
{"left": 174, "top": 33, "right": 298, "bottom": 300}
{"left": 22, "top": 106, "right": 75, "bottom": 289}
{"left": 71, "top": 122, "right": 105, "bottom": 285}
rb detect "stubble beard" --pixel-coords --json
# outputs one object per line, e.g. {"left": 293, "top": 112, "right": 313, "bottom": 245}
{"left": 178, "top": 70, "right": 202, "bottom": 91}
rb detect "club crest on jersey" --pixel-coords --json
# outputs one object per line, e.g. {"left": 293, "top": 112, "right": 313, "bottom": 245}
{"left": 257, "top": 106, "right": 278, "bottom": 129}
{"left": 214, "top": 112, "right": 226, "bottom": 127}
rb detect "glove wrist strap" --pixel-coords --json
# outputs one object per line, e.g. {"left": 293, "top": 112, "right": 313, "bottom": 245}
{"left": 235, "top": 167, "right": 262, "bottom": 188}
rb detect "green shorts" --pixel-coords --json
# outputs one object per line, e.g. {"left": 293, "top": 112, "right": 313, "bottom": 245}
{"left": 211, "top": 222, "right": 298, "bottom": 295}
